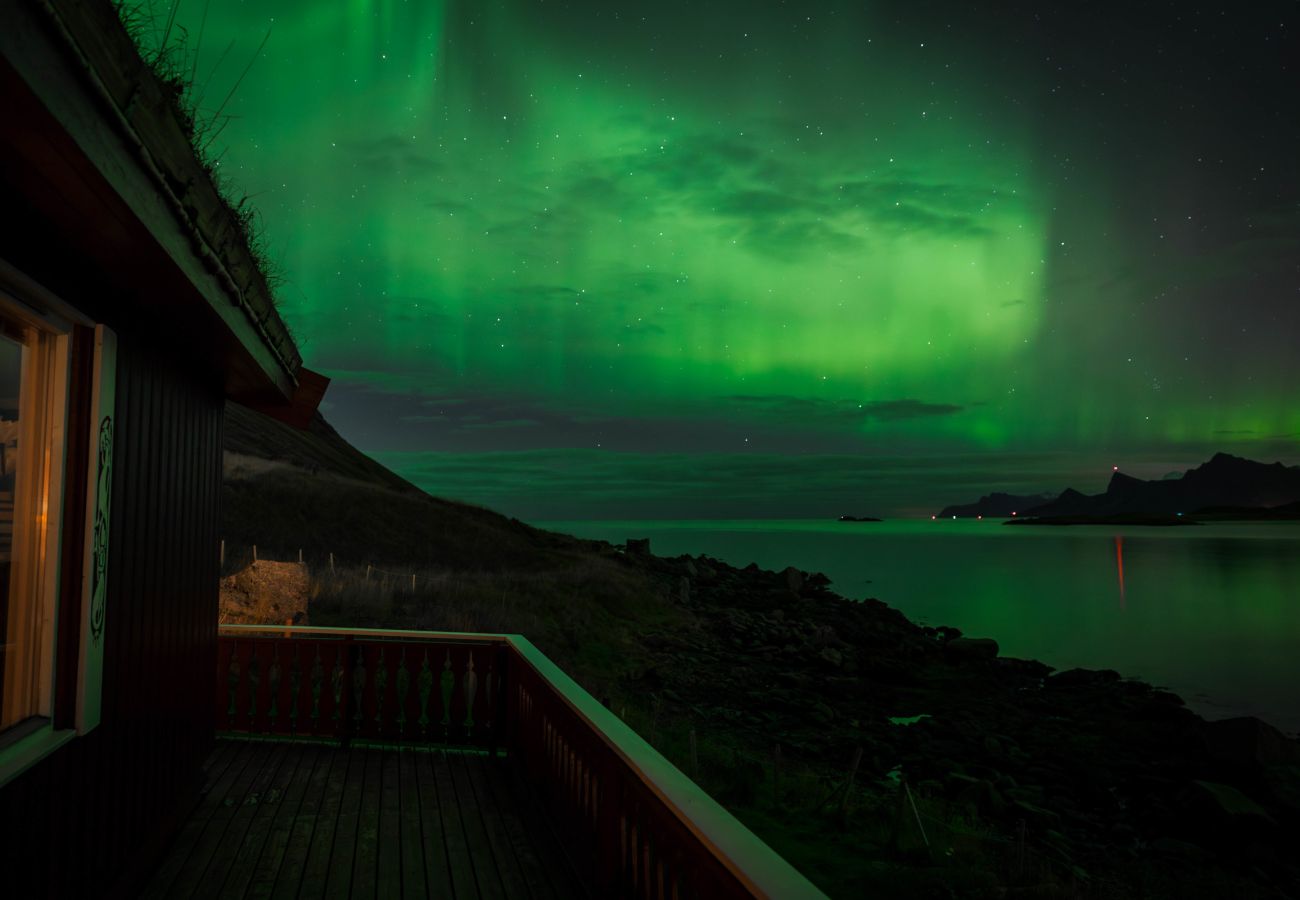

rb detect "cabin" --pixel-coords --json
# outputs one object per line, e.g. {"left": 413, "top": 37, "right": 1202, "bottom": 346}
{"left": 0, "top": 1, "right": 824, "bottom": 897}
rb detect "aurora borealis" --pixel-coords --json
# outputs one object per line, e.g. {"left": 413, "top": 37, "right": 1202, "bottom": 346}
{"left": 165, "top": 1, "right": 1297, "bottom": 517}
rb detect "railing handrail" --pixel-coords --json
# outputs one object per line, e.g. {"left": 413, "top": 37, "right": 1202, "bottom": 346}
{"left": 505, "top": 633, "right": 826, "bottom": 900}
{"left": 218, "top": 623, "right": 511, "bottom": 643}
{"left": 218, "top": 624, "right": 827, "bottom": 899}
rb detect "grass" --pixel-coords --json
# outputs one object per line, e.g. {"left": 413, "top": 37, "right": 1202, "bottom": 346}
{"left": 111, "top": 0, "right": 285, "bottom": 304}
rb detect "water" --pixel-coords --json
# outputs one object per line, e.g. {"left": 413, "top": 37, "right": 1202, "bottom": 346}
{"left": 537, "top": 518, "right": 1300, "bottom": 734}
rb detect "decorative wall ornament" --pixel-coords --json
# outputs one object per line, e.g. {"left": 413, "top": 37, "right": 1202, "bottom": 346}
{"left": 88, "top": 414, "right": 112, "bottom": 645}
{"left": 77, "top": 325, "right": 116, "bottom": 734}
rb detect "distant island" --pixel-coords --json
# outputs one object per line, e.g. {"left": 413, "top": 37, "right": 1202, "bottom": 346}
{"left": 837, "top": 514, "right": 882, "bottom": 522}
{"left": 939, "top": 452, "right": 1300, "bottom": 524}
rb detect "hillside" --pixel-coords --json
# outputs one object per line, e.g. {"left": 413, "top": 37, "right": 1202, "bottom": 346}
{"left": 220, "top": 403, "right": 1300, "bottom": 899}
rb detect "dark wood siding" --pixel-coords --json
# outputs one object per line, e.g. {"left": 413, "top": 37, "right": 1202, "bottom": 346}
{"left": 0, "top": 329, "right": 224, "bottom": 899}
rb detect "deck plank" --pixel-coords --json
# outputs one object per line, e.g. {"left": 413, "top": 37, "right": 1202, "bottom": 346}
{"left": 140, "top": 740, "right": 252, "bottom": 899}
{"left": 430, "top": 750, "right": 478, "bottom": 899}
{"left": 193, "top": 742, "right": 293, "bottom": 900}
{"left": 351, "top": 747, "right": 382, "bottom": 899}
{"left": 146, "top": 740, "right": 586, "bottom": 899}
{"left": 269, "top": 743, "right": 337, "bottom": 900}
{"left": 377, "top": 749, "right": 404, "bottom": 898}
{"left": 413, "top": 748, "right": 455, "bottom": 900}
{"left": 323, "top": 747, "right": 367, "bottom": 900}
{"left": 165, "top": 741, "right": 276, "bottom": 897}
{"left": 397, "top": 749, "right": 428, "bottom": 900}
{"left": 448, "top": 752, "right": 506, "bottom": 900}
{"left": 463, "top": 754, "right": 533, "bottom": 899}
{"left": 219, "top": 743, "right": 306, "bottom": 898}
{"left": 244, "top": 743, "right": 321, "bottom": 899}
{"left": 496, "top": 763, "right": 585, "bottom": 899}
{"left": 297, "top": 743, "right": 352, "bottom": 899}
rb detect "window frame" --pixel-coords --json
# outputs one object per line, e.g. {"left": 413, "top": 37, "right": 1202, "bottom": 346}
{"left": 0, "top": 258, "right": 105, "bottom": 788}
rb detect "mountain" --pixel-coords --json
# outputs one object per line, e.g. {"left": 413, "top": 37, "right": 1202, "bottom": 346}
{"left": 1022, "top": 453, "right": 1300, "bottom": 519}
{"left": 938, "top": 491, "right": 1054, "bottom": 518}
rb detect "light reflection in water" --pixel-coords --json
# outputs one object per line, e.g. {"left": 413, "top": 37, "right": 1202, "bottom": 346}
{"left": 1115, "top": 535, "right": 1126, "bottom": 609}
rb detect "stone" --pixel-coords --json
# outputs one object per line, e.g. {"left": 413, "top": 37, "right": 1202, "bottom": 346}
{"left": 1204, "top": 716, "right": 1300, "bottom": 770}
{"left": 1186, "top": 780, "right": 1276, "bottom": 828}
{"left": 944, "top": 636, "right": 999, "bottom": 662}
{"left": 782, "top": 566, "right": 804, "bottom": 593}
{"left": 626, "top": 538, "right": 651, "bottom": 556}
{"left": 817, "top": 647, "right": 844, "bottom": 670}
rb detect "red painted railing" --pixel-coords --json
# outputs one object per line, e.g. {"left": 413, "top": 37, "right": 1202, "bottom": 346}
{"left": 218, "top": 625, "right": 825, "bottom": 900}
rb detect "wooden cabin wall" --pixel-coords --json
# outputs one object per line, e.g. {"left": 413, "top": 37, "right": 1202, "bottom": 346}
{"left": 0, "top": 329, "right": 224, "bottom": 898}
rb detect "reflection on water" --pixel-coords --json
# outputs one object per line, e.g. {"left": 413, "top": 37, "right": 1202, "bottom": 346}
{"left": 538, "top": 518, "right": 1300, "bottom": 734}
{"left": 1115, "top": 535, "right": 1126, "bottom": 609}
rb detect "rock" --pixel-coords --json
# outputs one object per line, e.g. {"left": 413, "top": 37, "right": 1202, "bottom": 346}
{"left": 782, "top": 566, "right": 804, "bottom": 593}
{"left": 683, "top": 559, "right": 698, "bottom": 577}
{"left": 1185, "top": 780, "right": 1276, "bottom": 828}
{"left": 810, "top": 701, "right": 836, "bottom": 725}
{"left": 626, "top": 538, "right": 651, "bottom": 556}
{"left": 944, "top": 637, "right": 999, "bottom": 662}
{"left": 1204, "top": 716, "right": 1300, "bottom": 770}
{"left": 817, "top": 647, "right": 844, "bottom": 670}
{"left": 1048, "top": 668, "right": 1122, "bottom": 688}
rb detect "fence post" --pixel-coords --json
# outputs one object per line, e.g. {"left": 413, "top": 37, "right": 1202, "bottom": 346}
{"left": 773, "top": 743, "right": 782, "bottom": 804}
{"left": 220, "top": 539, "right": 225, "bottom": 567}
{"left": 841, "top": 747, "right": 863, "bottom": 810}
{"left": 366, "top": 565, "right": 371, "bottom": 581}
{"left": 329, "top": 552, "right": 335, "bottom": 574}
{"left": 253, "top": 544, "right": 258, "bottom": 563}
{"left": 411, "top": 573, "right": 416, "bottom": 591}
{"left": 299, "top": 548, "right": 303, "bottom": 564}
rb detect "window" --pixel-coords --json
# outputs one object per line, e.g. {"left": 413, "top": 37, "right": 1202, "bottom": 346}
{"left": 0, "top": 302, "right": 68, "bottom": 738}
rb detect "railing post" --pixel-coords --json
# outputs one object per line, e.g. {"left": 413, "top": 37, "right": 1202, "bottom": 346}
{"left": 340, "top": 633, "right": 355, "bottom": 747}
{"left": 491, "top": 642, "right": 508, "bottom": 758}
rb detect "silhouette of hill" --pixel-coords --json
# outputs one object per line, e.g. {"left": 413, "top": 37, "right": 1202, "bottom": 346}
{"left": 939, "top": 453, "right": 1300, "bottom": 522}
{"left": 1026, "top": 453, "right": 1300, "bottom": 519}
{"left": 938, "top": 491, "right": 1054, "bottom": 518}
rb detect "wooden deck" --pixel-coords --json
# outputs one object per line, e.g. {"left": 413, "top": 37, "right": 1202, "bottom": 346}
{"left": 141, "top": 739, "right": 582, "bottom": 899}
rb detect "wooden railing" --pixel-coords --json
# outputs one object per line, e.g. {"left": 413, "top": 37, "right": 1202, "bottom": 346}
{"left": 218, "top": 625, "right": 826, "bottom": 900}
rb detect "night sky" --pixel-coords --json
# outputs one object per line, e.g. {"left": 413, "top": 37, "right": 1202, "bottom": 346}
{"left": 168, "top": 1, "right": 1297, "bottom": 518}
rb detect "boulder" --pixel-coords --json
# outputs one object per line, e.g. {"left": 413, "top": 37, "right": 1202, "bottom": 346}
{"left": 1204, "top": 716, "right": 1300, "bottom": 770}
{"left": 626, "top": 538, "right": 651, "bottom": 556}
{"left": 944, "top": 637, "right": 999, "bottom": 662}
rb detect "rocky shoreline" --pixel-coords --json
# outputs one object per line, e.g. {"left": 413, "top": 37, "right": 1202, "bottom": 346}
{"left": 618, "top": 544, "right": 1300, "bottom": 898}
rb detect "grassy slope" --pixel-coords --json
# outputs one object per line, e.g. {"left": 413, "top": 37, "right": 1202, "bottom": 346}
{"left": 221, "top": 401, "right": 684, "bottom": 692}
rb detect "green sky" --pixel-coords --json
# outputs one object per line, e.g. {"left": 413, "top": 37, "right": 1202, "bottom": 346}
{"left": 158, "top": 0, "right": 1298, "bottom": 516}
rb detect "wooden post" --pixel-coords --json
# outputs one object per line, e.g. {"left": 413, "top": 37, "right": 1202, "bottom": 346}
{"left": 411, "top": 573, "right": 416, "bottom": 591}
{"left": 329, "top": 552, "right": 335, "bottom": 574}
{"left": 689, "top": 728, "right": 699, "bottom": 780}
{"left": 253, "top": 544, "right": 258, "bottom": 563}
{"left": 366, "top": 564, "right": 371, "bottom": 581}
{"left": 841, "top": 747, "right": 863, "bottom": 810}
{"left": 773, "top": 743, "right": 782, "bottom": 804}
{"left": 299, "top": 548, "right": 303, "bottom": 564}
{"left": 220, "top": 539, "right": 225, "bottom": 567}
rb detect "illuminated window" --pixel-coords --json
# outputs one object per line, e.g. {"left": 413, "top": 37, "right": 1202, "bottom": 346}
{"left": 0, "top": 302, "right": 68, "bottom": 739}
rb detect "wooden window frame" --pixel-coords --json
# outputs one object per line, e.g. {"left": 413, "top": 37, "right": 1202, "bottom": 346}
{"left": 0, "top": 258, "right": 113, "bottom": 787}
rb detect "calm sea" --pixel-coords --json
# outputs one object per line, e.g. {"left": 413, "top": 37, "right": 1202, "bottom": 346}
{"left": 536, "top": 519, "right": 1300, "bottom": 734}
